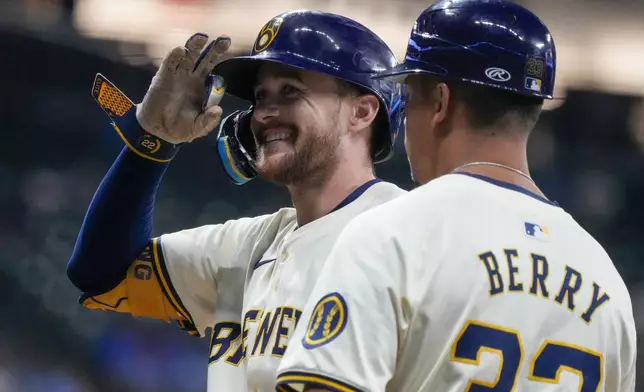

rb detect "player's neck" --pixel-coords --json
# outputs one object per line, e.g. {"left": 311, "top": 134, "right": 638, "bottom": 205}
{"left": 287, "top": 166, "right": 375, "bottom": 226}
{"left": 438, "top": 132, "right": 545, "bottom": 197}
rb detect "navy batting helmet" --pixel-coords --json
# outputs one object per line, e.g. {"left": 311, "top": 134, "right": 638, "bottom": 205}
{"left": 374, "top": 0, "right": 556, "bottom": 99}
{"left": 212, "top": 10, "right": 405, "bottom": 185}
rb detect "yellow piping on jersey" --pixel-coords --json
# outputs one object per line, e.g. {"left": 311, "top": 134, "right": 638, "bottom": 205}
{"left": 276, "top": 373, "right": 360, "bottom": 392}
{"left": 152, "top": 237, "right": 193, "bottom": 322}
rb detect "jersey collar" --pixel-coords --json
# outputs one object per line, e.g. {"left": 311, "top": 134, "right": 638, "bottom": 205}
{"left": 292, "top": 178, "right": 383, "bottom": 233}
{"left": 330, "top": 178, "right": 382, "bottom": 213}
{"left": 454, "top": 172, "right": 559, "bottom": 207}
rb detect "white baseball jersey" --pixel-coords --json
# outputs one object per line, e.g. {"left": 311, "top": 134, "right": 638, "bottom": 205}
{"left": 277, "top": 173, "right": 637, "bottom": 392}
{"left": 157, "top": 179, "right": 406, "bottom": 392}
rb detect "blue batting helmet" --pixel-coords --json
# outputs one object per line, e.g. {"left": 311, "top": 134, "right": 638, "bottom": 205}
{"left": 212, "top": 10, "right": 405, "bottom": 184}
{"left": 375, "top": 0, "right": 556, "bottom": 99}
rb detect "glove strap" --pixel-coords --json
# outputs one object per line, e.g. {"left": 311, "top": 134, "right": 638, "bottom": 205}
{"left": 91, "top": 74, "right": 181, "bottom": 162}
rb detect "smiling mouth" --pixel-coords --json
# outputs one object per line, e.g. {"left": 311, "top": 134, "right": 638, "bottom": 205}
{"left": 265, "top": 132, "right": 290, "bottom": 143}
{"left": 259, "top": 128, "right": 296, "bottom": 145}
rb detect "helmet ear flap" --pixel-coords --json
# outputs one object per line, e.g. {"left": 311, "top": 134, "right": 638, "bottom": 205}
{"left": 216, "top": 109, "right": 258, "bottom": 185}
{"left": 372, "top": 83, "right": 406, "bottom": 164}
{"left": 234, "top": 109, "right": 257, "bottom": 160}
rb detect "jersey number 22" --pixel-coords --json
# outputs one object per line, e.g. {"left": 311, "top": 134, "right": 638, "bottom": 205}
{"left": 450, "top": 320, "right": 602, "bottom": 391}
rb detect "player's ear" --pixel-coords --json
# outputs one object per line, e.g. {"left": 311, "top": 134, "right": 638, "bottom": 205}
{"left": 349, "top": 94, "right": 380, "bottom": 133}
{"left": 431, "top": 82, "right": 450, "bottom": 125}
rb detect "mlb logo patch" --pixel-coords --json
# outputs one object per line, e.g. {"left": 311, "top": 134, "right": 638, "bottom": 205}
{"left": 525, "top": 77, "right": 542, "bottom": 92}
{"left": 525, "top": 222, "right": 550, "bottom": 241}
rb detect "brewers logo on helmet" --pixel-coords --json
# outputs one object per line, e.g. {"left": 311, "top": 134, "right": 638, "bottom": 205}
{"left": 253, "top": 16, "right": 283, "bottom": 53}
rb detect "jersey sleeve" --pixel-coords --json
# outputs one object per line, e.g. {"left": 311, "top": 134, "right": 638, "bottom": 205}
{"left": 620, "top": 329, "right": 637, "bottom": 392}
{"left": 276, "top": 214, "right": 404, "bottom": 392}
{"left": 82, "top": 214, "right": 271, "bottom": 336}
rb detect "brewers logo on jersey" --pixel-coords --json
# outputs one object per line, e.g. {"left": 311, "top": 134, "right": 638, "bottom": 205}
{"left": 303, "top": 292, "right": 348, "bottom": 349}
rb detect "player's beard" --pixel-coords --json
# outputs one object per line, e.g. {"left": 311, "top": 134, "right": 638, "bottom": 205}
{"left": 255, "top": 122, "right": 341, "bottom": 186}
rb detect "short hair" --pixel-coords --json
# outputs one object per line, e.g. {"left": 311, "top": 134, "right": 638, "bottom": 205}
{"left": 420, "top": 76, "right": 544, "bottom": 132}
{"left": 335, "top": 79, "right": 362, "bottom": 98}
{"left": 335, "top": 79, "right": 382, "bottom": 161}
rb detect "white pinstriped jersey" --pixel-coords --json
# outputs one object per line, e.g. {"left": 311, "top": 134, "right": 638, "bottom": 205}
{"left": 157, "top": 180, "right": 406, "bottom": 392}
{"left": 277, "top": 173, "right": 637, "bottom": 392}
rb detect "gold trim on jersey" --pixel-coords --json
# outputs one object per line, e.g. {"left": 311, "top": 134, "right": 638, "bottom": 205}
{"left": 80, "top": 242, "right": 183, "bottom": 321}
{"left": 151, "top": 237, "right": 199, "bottom": 333}
{"left": 276, "top": 372, "right": 361, "bottom": 392}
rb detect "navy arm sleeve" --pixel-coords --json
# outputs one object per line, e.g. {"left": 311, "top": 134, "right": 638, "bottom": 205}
{"left": 66, "top": 145, "right": 170, "bottom": 294}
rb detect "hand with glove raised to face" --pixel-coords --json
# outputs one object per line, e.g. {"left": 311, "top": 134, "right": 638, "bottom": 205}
{"left": 136, "top": 34, "right": 231, "bottom": 145}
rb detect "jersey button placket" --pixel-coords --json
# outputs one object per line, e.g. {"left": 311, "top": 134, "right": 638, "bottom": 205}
{"left": 273, "top": 249, "right": 288, "bottom": 291}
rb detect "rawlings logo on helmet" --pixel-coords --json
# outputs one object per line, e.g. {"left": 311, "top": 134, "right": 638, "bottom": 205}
{"left": 485, "top": 67, "right": 512, "bottom": 82}
{"left": 253, "top": 17, "right": 284, "bottom": 53}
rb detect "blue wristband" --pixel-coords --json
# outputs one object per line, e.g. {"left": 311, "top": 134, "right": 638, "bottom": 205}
{"left": 92, "top": 73, "right": 181, "bottom": 162}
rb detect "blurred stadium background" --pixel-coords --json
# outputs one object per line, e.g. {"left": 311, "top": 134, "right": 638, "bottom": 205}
{"left": 1, "top": 0, "right": 643, "bottom": 390}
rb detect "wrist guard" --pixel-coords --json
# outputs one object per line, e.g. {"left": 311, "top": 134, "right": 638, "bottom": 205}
{"left": 91, "top": 73, "right": 181, "bottom": 162}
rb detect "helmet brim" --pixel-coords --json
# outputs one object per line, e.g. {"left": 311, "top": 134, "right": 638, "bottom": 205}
{"left": 373, "top": 59, "right": 554, "bottom": 99}
{"left": 214, "top": 52, "right": 389, "bottom": 102}
{"left": 372, "top": 59, "right": 446, "bottom": 82}
{"left": 212, "top": 56, "right": 270, "bottom": 103}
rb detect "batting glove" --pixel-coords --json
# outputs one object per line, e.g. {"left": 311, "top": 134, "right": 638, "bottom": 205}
{"left": 136, "top": 33, "right": 231, "bottom": 144}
